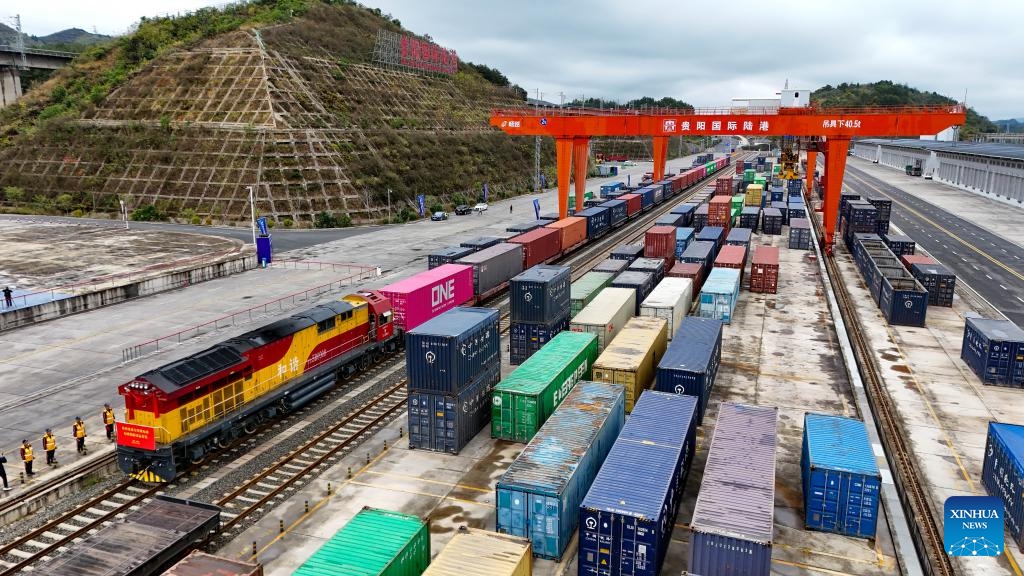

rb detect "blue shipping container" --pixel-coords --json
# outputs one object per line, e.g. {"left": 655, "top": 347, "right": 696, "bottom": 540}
{"left": 406, "top": 307, "right": 501, "bottom": 393}
{"left": 506, "top": 221, "right": 545, "bottom": 234}
{"left": 496, "top": 381, "right": 625, "bottom": 560}
{"left": 655, "top": 213, "right": 683, "bottom": 227}
{"left": 407, "top": 364, "right": 497, "bottom": 454}
{"left": 762, "top": 208, "right": 783, "bottom": 235}
{"left": 579, "top": 392, "right": 698, "bottom": 576}
{"left": 655, "top": 316, "right": 723, "bottom": 424}
{"left": 576, "top": 207, "right": 612, "bottom": 240}
{"left": 510, "top": 265, "right": 571, "bottom": 325}
{"left": 670, "top": 202, "right": 697, "bottom": 219}
{"left": 699, "top": 268, "right": 741, "bottom": 324}
{"left": 693, "top": 204, "right": 709, "bottom": 232}
{"left": 879, "top": 275, "right": 928, "bottom": 327}
{"left": 610, "top": 271, "right": 655, "bottom": 315}
{"left": 675, "top": 227, "right": 695, "bottom": 259}
{"left": 637, "top": 187, "right": 655, "bottom": 211}
{"left": 739, "top": 207, "right": 760, "bottom": 232}
{"left": 962, "top": 317, "right": 1024, "bottom": 387}
{"left": 801, "top": 413, "right": 881, "bottom": 539}
{"left": 696, "top": 226, "right": 726, "bottom": 252}
{"left": 601, "top": 199, "right": 628, "bottom": 227}
{"left": 681, "top": 241, "right": 715, "bottom": 272}
{"left": 610, "top": 244, "right": 644, "bottom": 263}
{"left": 510, "top": 316, "right": 570, "bottom": 365}
{"left": 428, "top": 245, "right": 476, "bottom": 269}
{"left": 983, "top": 422, "right": 1024, "bottom": 550}
{"left": 726, "top": 227, "right": 752, "bottom": 247}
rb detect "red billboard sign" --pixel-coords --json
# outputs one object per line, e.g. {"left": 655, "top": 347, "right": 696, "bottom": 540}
{"left": 374, "top": 29, "right": 458, "bottom": 76}
{"left": 116, "top": 422, "right": 157, "bottom": 451}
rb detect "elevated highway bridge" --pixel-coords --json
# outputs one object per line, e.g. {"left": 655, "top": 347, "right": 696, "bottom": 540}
{"left": 0, "top": 44, "right": 77, "bottom": 108}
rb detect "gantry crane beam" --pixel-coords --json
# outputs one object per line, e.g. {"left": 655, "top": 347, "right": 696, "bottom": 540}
{"left": 490, "top": 105, "right": 965, "bottom": 253}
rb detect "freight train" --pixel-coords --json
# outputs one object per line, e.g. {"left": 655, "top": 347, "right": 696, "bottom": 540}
{"left": 116, "top": 154, "right": 731, "bottom": 482}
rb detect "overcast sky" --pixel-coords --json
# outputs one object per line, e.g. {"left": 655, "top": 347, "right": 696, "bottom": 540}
{"left": 8, "top": 0, "right": 1021, "bottom": 119}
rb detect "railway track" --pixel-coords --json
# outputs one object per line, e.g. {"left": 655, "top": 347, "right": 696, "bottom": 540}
{"left": 814, "top": 213, "right": 953, "bottom": 576}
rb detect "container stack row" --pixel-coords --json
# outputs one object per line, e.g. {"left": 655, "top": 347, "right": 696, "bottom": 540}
{"left": 851, "top": 234, "right": 928, "bottom": 326}
{"left": 509, "top": 265, "right": 571, "bottom": 364}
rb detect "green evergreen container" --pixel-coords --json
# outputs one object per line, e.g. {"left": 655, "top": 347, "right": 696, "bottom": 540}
{"left": 743, "top": 169, "right": 756, "bottom": 182}
{"left": 570, "top": 272, "right": 615, "bottom": 317}
{"left": 492, "top": 331, "right": 599, "bottom": 442}
{"left": 295, "top": 507, "right": 430, "bottom": 576}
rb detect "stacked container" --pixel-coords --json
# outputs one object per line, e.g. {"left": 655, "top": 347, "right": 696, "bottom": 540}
{"left": 801, "top": 413, "right": 881, "bottom": 539}
{"left": 610, "top": 244, "right": 644, "bottom": 263}
{"left": 655, "top": 316, "right": 722, "bottom": 424}
{"left": 868, "top": 197, "right": 893, "bottom": 235}
{"left": 982, "top": 422, "right": 1024, "bottom": 550}
{"left": 495, "top": 382, "right": 625, "bottom": 560}
{"left": 570, "top": 271, "right": 614, "bottom": 317}
{"left": 509, "top": 265, "right": 571, "bottom": 364}
{"left": 787, "top": 202, "right": 806, "bottom": 223}
{"left": 910, "top": 262, "right": 955, "bottom": 307}
{"left": 901, "top": 253, "right": 937, "bottom": 270}
{"left": 429, "top": 246, "right": 476, "bottom": 269}
{"left": 423, "top": 528, "right": 532, "bottom": 576}
{"left": 739, "top": 206, "right": 761, "bottom": 231}
{"left": 788, "top": 217, "right": 812, "bottom": 250}
{"left": 295, "top": 507, "right": 429, "bottom": 576}
{"left": 668, "top": 261, "right": 705, "bottom": 294}
{"left": 714, "top": 245, "right": 747, "bottom": 284}
{"left": 492, "top": 331, "right": 598, "bottom": 442}
{"left": 745, "top": 183, "right": 764, "bottom": 207}
{"left": 592, "top": 258, "right": 629, "bottom": 275}
{"left": 600, "top": 200, "right": 628, "bottom": 228}
{"left": 579, "top": 392, "right": 698, "bottom": 576}
{"left": 406, "top": 307, "right": 501, "bottom": 454}
{"left": 546, "top": 217, "right": 587, "bottom": 252}
{"left": 716, "top": 176, "right": 733, "bottom": 196}
{"left": 681, "top": 241, "right": 715, "bottom": 273}
{"left": 456, "top": 243, "right": 524, "bottom": 297}
{"left": 640, "top": 277, "right": 694, "bottom": 339}
{"left": 961, "top": 317, "right": 1024, "bottom": 387}
{"left": 689, "top": 404, "right": 778, "bottom": 576}
{"left": 592, "top": 317, "right": 669, "bottom": 412}
{"left": 696, "top": 226, "right": 726, "bottom": 253}
{"left": 699, "top": 267, "right": 741, "bottom": 324}
{"left": 611, "top": 271, "right": 655, "bottom": 315}
{"left": 762, "top": 208, "right": 783, "bottom": 235}
{"left": 654, "top": 213, "right": 683, "bottom": 227}
{"left": 749, "top": 246, "right": 780, "bottom": 294}
{"left": 708, "top": 196, "right": 732, "bottom": 228}
{"left": 380, "top": 264, "right": 475, "bottom": 332}
{"left": 460, "top": 236, "right": 503, "bottom": 250}
{"left": 644, "top": 226, "right": 677, "bottom": 267}
{"left": 509, "top": 227, "right": 561, "bottom": 269}
{"left": 628, "top": 257, "right": 666, "bottom": 286}
{"left": 725, "top": 227, "right": 752, "bottom": 251}
{"left": 570, "top": 288, "right": 636, "bottom": 353}
{"left": 693, "top": 204, "right": 709, "bottom": 231}
{"left": 675, "top": 227, "right": 696, "bottom": 259}
{"left": 883, "top": 234, "right": 916, "bottom": 257}
{"left": 670, "top": 203, "right": 697, "bottom": 226}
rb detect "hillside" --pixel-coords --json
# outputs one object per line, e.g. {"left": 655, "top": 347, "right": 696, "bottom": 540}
{"left": 0, "top": 23, "right": 111, "bottom": 50}
{"left": 994, "top": 119, "right": 1024, "bottom": 133}
{"left": 0, "top": 1, "right": 550, "bottom": 227}
{"left": 812, "top": 81, "right": 998, "bottom": 140}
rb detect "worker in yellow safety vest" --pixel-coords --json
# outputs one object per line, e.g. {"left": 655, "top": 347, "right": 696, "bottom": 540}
{"left": 73, "top": 417, "right": 87, "bottom": 455}
{"left": 42, "top": 429, "right": 58, "bottom": 466}
{"left": 103, "top": 404, "right": 116, "bottom": 441}
{"left": 19, "top": 440, "right": 34, "bottom": 476}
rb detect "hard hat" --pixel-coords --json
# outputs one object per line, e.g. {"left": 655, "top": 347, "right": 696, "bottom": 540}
{"left": 45, "top": 428, "right": 51, "bottom": 433}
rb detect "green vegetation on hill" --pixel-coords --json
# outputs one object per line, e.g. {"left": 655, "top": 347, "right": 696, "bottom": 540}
{"left": 812, "top": 81, "right": 998, "bottom": 140}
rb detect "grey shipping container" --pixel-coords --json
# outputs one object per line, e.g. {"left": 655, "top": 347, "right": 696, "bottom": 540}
{"left": 983, "top": 422, "right": 1024, "bottom": 550}
{"left": 406, "top": 307, "right": 501, "bottom": 394}
{"left": 407, "top": 365, "right": 497, "bottom": 454}
{"left": 739, "top": 206, "right": 760, "bottom": 231}
{"left": 689, "top": 403, "right": 778, "bottom": 576}
{"left": 456, "top": 243, "right": 524, "bottom": 296}
{"left": 570, "top": 271, "right": 615, "bottom": 317}
{"left": 601, "top": 199, "right": 628, "bottom": 226}
{"left": 655, "top": 213, "right": 684, "bottom": 227}
{"left": 788, "top": 217, "right": 812, "bottom": 250}
{"left": 429, "top": 246, "right": 477, "bottom": 269}
{"left": 611, "top": 271, "right": 655, "bottom": 315}
{"left": 725, "top": 227, "right": 752, "bottom": 248}
{"left": 883, "top": 233, "right": 916, "bottom": 257}
{"left": 681, "top": 241, "right": 715, "bottom": 272}
{"left": 628, "top": 257, "right": 665, "bottom": 286}
{"left": 496, "top": 381, "right": 626, "bottom": 560}
{"left": 461, "top": 236, "right": 503, "bottom": 250}
{"left": 762, "top": 208, "right": 783, "bottom": 235}
{"left": 610, "top": 244, "right": 645, "bottom": 263}
{"left": 507, "top": 220, "right": 553, "bottom": 234}
{"left": 592, "top": 258, "right": 630, "bottom": 275}
{"left": 510, "top": 265, "right": 571, "bottom": 324}
{"left": 655, "top": 316, "right": 723, "bottom": 424}
{"left": 962, "top": 316, "right": 1024, "bottom": 387}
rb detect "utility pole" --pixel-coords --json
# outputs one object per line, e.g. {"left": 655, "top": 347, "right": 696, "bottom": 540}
{"left": 247, "top": 186, "right": 257, "bottom": 246}
{"left": 534, "top": 88, "right": 542, "bottom": 193}
{"left": 118, "top": 199, "right": 129, "bottom": 230}
{"left": 387, "top": 188, "right": 392, "bottom": 222}
{"left": 13, "top": 15, "right": 27, "bottom": 68}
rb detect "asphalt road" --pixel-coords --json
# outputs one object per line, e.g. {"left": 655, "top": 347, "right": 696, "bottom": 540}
{"left": 844, "top": 165, "right": 1024, "bottom": 325}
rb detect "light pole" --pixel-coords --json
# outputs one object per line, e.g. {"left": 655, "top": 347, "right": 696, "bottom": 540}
{"left": 247, "top": 185, "right": 256, "bottom": 246}
{"left": 387, "top": 188, "right": 392, "bottom": 223}
{"left": 119, "top": 199, "right": 128, "bottom": 230}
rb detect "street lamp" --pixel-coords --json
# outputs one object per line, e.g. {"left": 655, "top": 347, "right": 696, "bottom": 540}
{"left": 247, "top": 185, "right": 256, "bottom": 246}
{"left": 387, "top": 188, "right": 392, "bottom": 223}
{"left": 119, "top": 199, "right": 128, "bottom": 230}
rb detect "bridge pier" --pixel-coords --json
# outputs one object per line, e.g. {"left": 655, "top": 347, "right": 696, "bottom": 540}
{"left": 0, "top": 66, "right": 22, "bottom": 109}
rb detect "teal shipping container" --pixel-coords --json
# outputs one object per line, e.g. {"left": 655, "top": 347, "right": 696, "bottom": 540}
{"left": 295, "top": 507, "right": 430, "bottom": 576}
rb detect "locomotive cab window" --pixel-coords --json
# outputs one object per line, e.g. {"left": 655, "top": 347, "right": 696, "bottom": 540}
{"left": 316, "top": 317, "right": 336, "bottom": 334}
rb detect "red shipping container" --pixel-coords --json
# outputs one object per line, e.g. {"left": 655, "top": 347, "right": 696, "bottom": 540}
{"left": 714, "top": 244, "right": 747, "bottom": 283}
{"left": 715, "top": 176, "right": 732, "bottom": 196}
{"left": 546, "top": 216, "right": 587, "bottom": 252}
{"left": 380, "top": 264, "right": 475, "bottom": 331}
{"left": 644, "top": 226, "right": 677, "bottom": 264}
{"left": 901, "top": 253, "right": 937, "bottom": 271}
{"left": 667, "top": 261, "right": 705, "bottom": 294}
{"left": 509, "top": 227, "right": 561, "bottom": 268}
{"left": 708, "top": 196, "right": 732, "bottom": 228}
{"left": 736, "top": 162, "right": 743, "bottom": 174}
{"left": 749, "top": 246, "right": 780, "bottom": 294}
{"left": 618, "top": 193, "right": 642, "bottom": 216}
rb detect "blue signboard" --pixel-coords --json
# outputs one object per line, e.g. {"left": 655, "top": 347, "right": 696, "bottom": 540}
{"left": 540, "top": 173, "right": 547, "bottom": 188}
{"left": 256, "top": 217, "right": 268, "bottom": 237}
{"left": 533, "top": 199, "right": 541, "bottom": 220}
{"left": 417, "top": 194, "right": 426, "bottom": 216}
{"left": 483, "top": 182, "right": 489, "bottom": 202}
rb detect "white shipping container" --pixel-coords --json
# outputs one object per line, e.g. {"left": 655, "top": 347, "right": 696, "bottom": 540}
{"left": 570, "top": 287, "right": 636, "bottom": 353}
{"left": 640, "top": 277, "right": 693, "bottom": 339}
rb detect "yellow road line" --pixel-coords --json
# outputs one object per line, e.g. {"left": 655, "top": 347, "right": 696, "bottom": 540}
{"left": 361, "top": 469, "right": 492, "bottom": 493}
{"left": 1007, "top": 546, "right": 1024, "bottom": 576}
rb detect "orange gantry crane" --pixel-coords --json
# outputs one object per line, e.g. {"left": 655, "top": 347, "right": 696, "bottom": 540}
{"left": 489, "top": 105, "right": 965, "bottom": 253}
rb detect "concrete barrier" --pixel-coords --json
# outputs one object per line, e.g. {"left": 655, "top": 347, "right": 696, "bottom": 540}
{"left": 0, "top": 251, "right": 255, "bottom": 332}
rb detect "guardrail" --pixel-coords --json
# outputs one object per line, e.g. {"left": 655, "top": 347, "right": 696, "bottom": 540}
{"left": 0, "top": 44, "right": 78, "bottom": 58}
{"left": 121, "top": 264, "right": 379, "bottom": 363}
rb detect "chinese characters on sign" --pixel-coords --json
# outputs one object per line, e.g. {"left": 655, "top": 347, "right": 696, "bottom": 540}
{"left": 665, "top": 119, "right": 771, "bottom": 133}
{"left": 115, "top": 422, "right": 156, "bottom": 450}
{"left": 822, "top": 119, "right": 862, "bottom": 129}
{"left": 399, "top": 35, "right": 458, "bottom": 75}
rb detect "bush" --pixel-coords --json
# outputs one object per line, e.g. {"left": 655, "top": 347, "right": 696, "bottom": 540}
{"left": 3, "top": 186, "right": 24, "bottom": 203}
{"left": 283, "top": 218, "right": 294, "bottom": 228}
{"left": 71, "top": 209, "right": 85, "bottom": 218}
{"left": 337, "top": 213, "right": 352, "bottom": 227}
{"left": 190, "top": 215, "right": 202, "bottom": 225}
{"left": 314, "top": 211, "right": 335, "bottom": 228}
{"left": 130, "top": 204, "right": 165, "bottom": 221}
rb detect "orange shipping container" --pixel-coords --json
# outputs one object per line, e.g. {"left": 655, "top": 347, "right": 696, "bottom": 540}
{"left": 546, "top": 217, "right": 587, "bottom": 252}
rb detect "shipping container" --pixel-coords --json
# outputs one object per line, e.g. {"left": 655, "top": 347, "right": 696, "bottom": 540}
{"left": 296, "top": 508, "right": 429, "bottom": 576}
{"left": 680, "top": 240, "right": 715, "bottom": 274}
{"left": 911, "top": 262, "right": 956, "bottom": 307}
{"left": 787, "top": 203, "right": 806, "bottom": 222}
{"left": 610, "top": 244, "right": 644, "bottom": 263}
{"left": 600, "top": 200, "right": 628, "bottom": 228}
{"left": 875, "top": 220, "right": 891, "bottom": 235}
{"left": 428, "top": 246, "right": 477, "bottom": 269}
{"left": 381, "top": 264, "right": 475, "bottom": 333}
{"left": 788, "top": 217, "right": 812, "bottom": 250}
{"left": 714, "top": 245, "right": 747, "bottom": 283}
{"left": 406, "top": 307, "right": 501, "bottom": 393}
{"left": 689, "top": 403, "right": 778, "bottom": 576}
{"left": 696, "top": 226, "right": 726, "bottom": 252}
{"left": 618, "top": 193, "right": 642, "bottom": 217}
{"left": 592, "top": 317, "right": 669, "bottom": 412}
{"left": 716, "top": 175, "right": 734, "bottom": 196}
{"left": 637, "top": 187, "right": 655, "bottom": 211}
{"left": 571, "top": 271, "right": 615, "bottom": 318}
{"left": 670, "top": 202, "right": 697, "bottom": 222}
{"left": 667, "top": 261, "right": 705, "bottom": 294}
{"left": 675, "top": 227, "right": 696, "bottom": 258}
{"left": 493, "top": 331, "right": 598, "bottom": 442}
{"left": 496, "top": 381, "right": 625, "bottom": 560}
{"left": 707, "top": 196, "right": 732, "bottom": 228}
{"left": 699, "top": 267, "right": 741, "bottom": 324}
{"left": 600, "top": 182, "right": 625, "bottom": 197}
{"left": 962, "top": 317, "right": 1024, "bottom": 387}
{"left": 770, "top": 200, "right": 789, "bottom": 225}
{"left": 983, "top": 422, "right": 1024, "bottom": 550}
{"left": 424, "top": 528, "right": 531, "bottom": 576}
{"left": 509, "top": 315, "right": 570, "bottom": 365}
{"left": 571, "top": 287, "right": 636, "bottom": 353}
{"left": 460, "top": 236, "right": 503, "bottom": 250}
{"left": 509, "top": 227, "right": 561, "bottom": 269}
{"left": 546, "top": 216, "right": 587, "bottom": 252}
{"left": 901, "top": 253, "right": 937, "bottom": 270}
{"left": 640, "top": 277, "right": 693, "bottom": 339}
{"left": 801, "top": 413, "right": 881, "bottom": 539}
{"left": 739, "top": 206, "right": 761, "bottom": 231}
{"left": 744, "top": 183, "right": 764, "bottom": 207}
{"left": 867, "top": 197, "right": 892, "bottom": 221}
{"left": 579, "top": 392, "right": 698, "bottom": 576}
{"left": 644, "top": 226, "right": 677, "bottom": 265}
{"left": 762, "top": 207, "right": 783, "bottom": 235}
{"left": 575, "top": 206, "right": 612, "bottom": 240}
{"left": 509, "top": 265, "right": 570, "bottom": 325}
{"left": 456, "top": 242, "right": 524, "bottom": 297}
{"left": 629, "top": 257, "right": 666, "bottom": 286}
{"left": 883, "top": 234, "right": 916, "bottom": 257}
{"left": 879, "top": 274, "right": 928, "bottom": 327}
{"left": 611, "top": 271, "right": 656, "bottom": 315}
{"left": 655, "top": 316, "right": 722, "bottom": 424}
{"left": 725, "top": 227, "right": 752, "bottom": 248}
{"left": 693, "top": 204, "right": 709, "bottom": 231}
{"left": 749, "top": 246, "right": 780, "bottom": 294}
{"left": 408, "top": 363, "right": 496, "bottom": 453}
{"left": 541, "top": 212, "right": 560, "bottom": 221}
{"left": 592, "top": 258, "right": 630, "bottom": 275}
{"left": 506, "top": 220, "right": 549, "bottom": 234}
{"left": 166, "top": 551, "right": 263, "bottom": 576}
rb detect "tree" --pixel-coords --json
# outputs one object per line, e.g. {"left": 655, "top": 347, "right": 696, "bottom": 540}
{"left": 55, "top": 193, "right": 74, "bottom": 214}
{"left": 3, "top": 186, "right": 24, "bottom": 204}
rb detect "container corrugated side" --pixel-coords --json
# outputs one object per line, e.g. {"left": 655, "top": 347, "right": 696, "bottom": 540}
{"left": 801, "top": 413, "right": 881, "bottom": 539}
{"left": 655, "top": 316, "right": 722, "bottom": 424}
{"left": 578, "top": 392, "right": 698, "bottom": 576}
{"left": 640, "top": 277, "right": 693, "bottom": 339}
{"left": 423, "top": 528, "right": 532, "bottom": 576}
{"left": 592, "top": 317, "right": 669, "bottom": 412}
{"left": 570, "top": 272, "right": 614, "bottom": 318}
{"left": 983, "top": 422, "right": 1024, "bottom": 550}
{"left": 749, "top": 246, "right": 779, "bottom": 294}
{"left": 699, "top": 267, "right": 741, "bottom": 324}
{"left": 380, "top": 264, "right": 475, "bottom": 332}
{"left": 406, "top": 307, "right": 501, "bottom": 394}
{"left": 492, "top": 331, "right": 598, "bottom": 442}
{"left": 611, "top": 271, "right": 655, "bottom": 315}
{"left": 570, "top": 288, "right": 636, "bottom": 353}
{"left": 509, "top": 227, "right": 562, "bottom": 269}
{"left": 509, "top": 265, "right": 570, "bottom": 325}
{"left": 294, "top": 507, "right": 429, "bottom": 576}
{"left": 495, "top": 381, "right": 626, "bottom": 560}
{"left": 675, "top": 227, "right": 696, "bottom": 258}
{"left": 407, "top": 364, "right": 496, "bottom": 454}
{"left": 428, "top": 246, "right": 477, "bottom": 269}
{"left": 546, "top": 217, "right": 587, "bottom": 251}
{"left": 689, "top": 403, "right": 778, "bottom": 576}
{"left": 962, "top": 317, "right": 1024, "bottom": 387}
{"left": 456, "top": 242, "right": 524, "bottom": 296}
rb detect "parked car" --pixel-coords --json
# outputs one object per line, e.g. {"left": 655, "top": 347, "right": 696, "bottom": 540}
{"left": 431, "top": 211, "right": 448, "bottom": 221}
{"left": 474, "top": 202, "right": 489, "bottom": 213}
{"left": 454, "top": 204, "right": 472, "bottom": 215}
